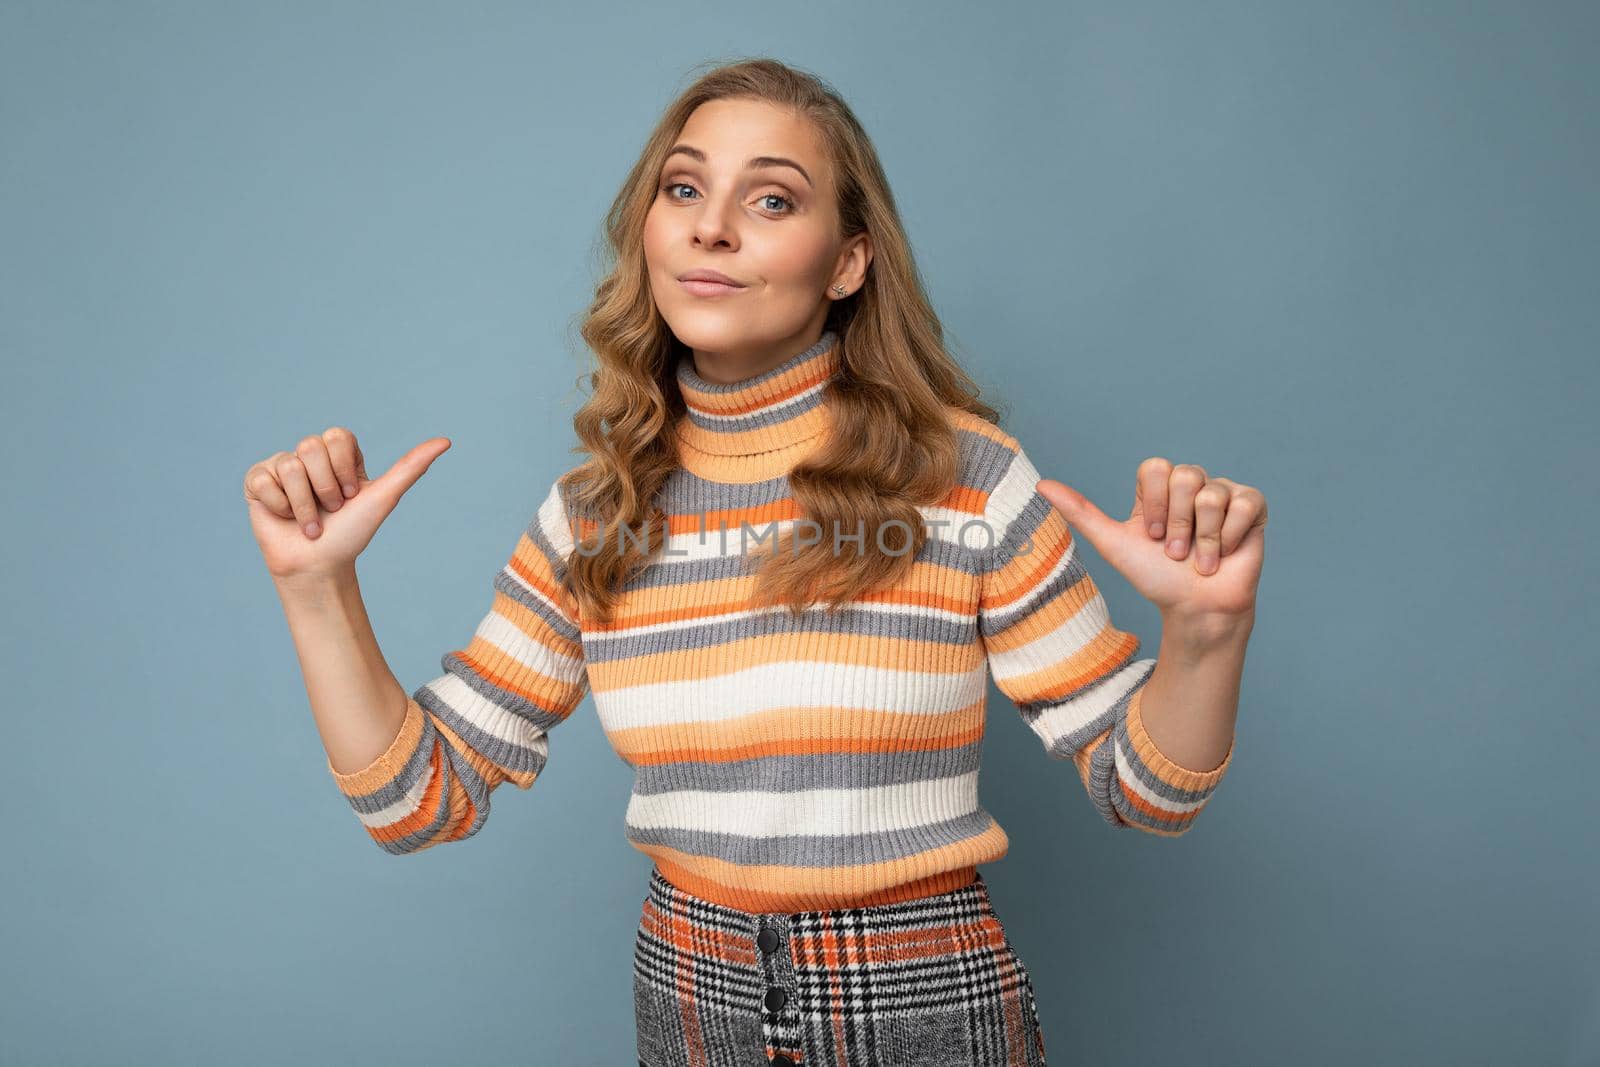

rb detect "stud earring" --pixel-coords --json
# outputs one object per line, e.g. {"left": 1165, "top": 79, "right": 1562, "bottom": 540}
{"left": 832, "top": 285, "right": 848, "bottom": 297}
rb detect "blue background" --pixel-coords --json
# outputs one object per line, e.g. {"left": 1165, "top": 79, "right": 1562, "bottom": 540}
{"left": 3, "top": 1, "right": 1595, "bottom": 1064}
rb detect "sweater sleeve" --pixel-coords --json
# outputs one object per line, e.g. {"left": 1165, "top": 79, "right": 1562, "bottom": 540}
{"left": 326, "top": 476, "right": 590, "bottom": 854}
{"left": 978, "top": 441, "right": 1233, "bottom": 836}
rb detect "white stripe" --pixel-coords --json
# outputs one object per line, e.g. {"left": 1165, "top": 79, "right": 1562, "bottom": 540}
{"left": 917, "top": 503, "right": 1000, "bottom": 553}
{"left": 474, "top": 606, "right": 585, "bottom": 684}
{"left": 624, "top": 770, "right": 982, "bottom": 836}
{"left": 593, "top": 660, "right": 988, "bottom": 734}
{"left": 981, "top": 525, "right": 1081, "bottom": 628}
{"left": 419, "top": 670, "right": 559, "bottom": 753}
{"left": 653, "top": 516, "right": 882, "bottom": 562}
{"left": 984, "top": 579, "right": 1110, "bottom": 682}
{"left": 537, "top": 478, "right": 577, "bottom": 555}
{"left": 655, "top": 517, "right": 814, "bottom": 562}
{"left": 691, "top": 381, "right": 827, "bottom": 425}
{"left": 983, "top": 446, "right": 1042, "bottom": 543}
{"left": 353, "top": 753, "right": 435, "bottom": 829}
{"left": 1115, "top": 734, "right": 1211, "bottom": 813}
{"left": 583, "top": 594, "right": 971, "bottom": 648}
{"left": 648, "top": 505, "right": 991, "bottom": 565}
{"left": 1011, "top": 658, "right": 1152, "bottom": 754}
{"left": 500, "top": 557, "right": 580, "bottom": 629}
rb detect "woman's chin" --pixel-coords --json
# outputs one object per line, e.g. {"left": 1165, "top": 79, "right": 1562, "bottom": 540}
{"left": 664, "top": 309, "right": 759, "bottom": 348}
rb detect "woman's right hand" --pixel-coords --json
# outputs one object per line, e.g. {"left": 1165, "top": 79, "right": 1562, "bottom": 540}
{"left": 242, "top": 427, "right": 452, "bottom": 582}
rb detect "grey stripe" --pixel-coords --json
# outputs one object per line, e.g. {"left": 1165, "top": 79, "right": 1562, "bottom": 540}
{"left": 979, "top": 495, "right": 1096, "bottom": 634}
{"left": 339, "top": 705, "right": 440, "bottom": 812}
{"left": 1110, "top": 700, "right": 1226, "bottom": 804}
{"left": 416, "top": 665, "right": 560, "bottom": 770}
{"left": 657, "top": 468, "right": 796, "bottom": 509}
{"left": 1033, "top": 660, "right": 1150, "bottom": 756}
{"left": 677, "top": 330, "right": 838, "bottom": 398}
{"left": 582, "top": 599, "right": 982, "bottom": 664}
{"left": 632, "top": 738, "right": 983, "bottom": 795}
{"left": 1109, "top": 774, "right": 1207, "bottom": 834}
{"left": 611, "top": 528, "right": 984, "bottom": 593}
{"left": 1018, "top": 651, "right": 1150, "bottom": 725}
{"left": 338, "top": 697, "right": 516, "bottom": 852}
{"left": 657, "top": 423, "right": 1016, "bottom": 508}
{"left": 1086, "top": 737, "right": 1127, "bottom": 829}
{"left": 493, "top": 562, "right": 581, "bottom": 643}
{"left": 958, "top": 428, "right": 1017, "bottom": 501}
{"left": 385, "top": 743, "right": 491, "bottom": 853}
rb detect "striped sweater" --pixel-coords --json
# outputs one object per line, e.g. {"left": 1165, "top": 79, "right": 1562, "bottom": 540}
{"left": 326, "top": 329, "right": 1236, "bottom": 912}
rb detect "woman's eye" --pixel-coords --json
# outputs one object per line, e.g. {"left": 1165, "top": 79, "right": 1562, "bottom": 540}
{"left": 661, "top": 182, "right": 793, "bottom": 215}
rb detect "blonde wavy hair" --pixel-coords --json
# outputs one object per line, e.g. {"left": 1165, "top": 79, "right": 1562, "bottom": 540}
{"left": 561, "top": 57, "right": 1002, "bottom": 627}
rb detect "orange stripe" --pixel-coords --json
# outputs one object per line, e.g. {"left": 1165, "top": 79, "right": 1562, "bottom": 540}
{"left": 681, "top": 362, "right": 834, "bottom": 417}
{"left": 939, "top": 481, "right": 987, "bottom": 517}
{"left": 507, "top": 539, "right": 582, "bottom": 622}
{"left": 367, "top": 742, "right": 447, "bottom": 844}
{"left": 647, "top": 843, "right": 992, "bottom": 913}
{"left": 639, "top": 900, "right": 759, "bottom": 970}
{"left": 586, "top": 562, "right": 979, "bottom": 633}
{"left": 945, "top": 407, "right": 1015, "bottom": 449}
{"left": 612, "top": 700, "right": 986, "bottom": 765}
{"left": 979, "top": 569, "right": 1100, "bottom": 654}
{"left": 675, "top": 432, "right": 829, "bottom": 482}
{"left": 1114, "top": 778, "right": 1203, "bottom": 829}
{"left": 454, "top": 640, "right": 583, "bottom": 717}
{"left": 788, "top": 912, "right": 1009, "bottom": 967}
{"left": 664, "top": 498, "right": 800, "bottom": 535}
{"left": 995, "top": 628, "right": 1140, "bottom": 705}
{"left": 980, "top": 515, "right": 1072, "bottom": 613}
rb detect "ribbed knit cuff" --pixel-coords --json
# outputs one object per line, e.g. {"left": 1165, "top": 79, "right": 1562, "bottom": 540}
{"left": 325, "top": 697, "right": 426, "bottom": 798}
{"left": 1124, "top": 686, "right": 1234, "bottom": 793}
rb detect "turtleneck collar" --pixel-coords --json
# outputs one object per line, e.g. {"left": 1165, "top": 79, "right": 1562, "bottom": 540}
{"left": 674, "top": 329, "right": 841, "bottom": 458}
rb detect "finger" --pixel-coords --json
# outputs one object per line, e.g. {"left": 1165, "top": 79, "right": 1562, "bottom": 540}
{"left": 243, "top": 459, "right": 293, "bottom": 519}
{"left": 294, "top": 434, "right": 346, "bottom": 514}
{"left": 1135, "top": 457, "right": 1173, "bottom": 539}
{"left": 275, "top": 453, "right": 325, "bottom": 537}
{"left": 1036, "top": 475, "right": 1150, "bottom": 582}
{"left": 322, "top": 426, "right": 361, "bottom": 498}
{"left": 1195, "top": 477, "right": 1242, "bottom": 553}
{"left": 1191, "top": 482, "right": 1230, "bottom": 575}
{"left": 1216, "top": 485, "right": 1266, "bottom": 556}
{"left": 369, "top": 437, "right": 452, "bottom": 503}
{"left": 1163, "top": 464, "right": 1207, "bottom": 559}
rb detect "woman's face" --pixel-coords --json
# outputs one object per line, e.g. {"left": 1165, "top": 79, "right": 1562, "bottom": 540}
{"left": 643, "top": 97, "right": 870, "bottom": 382}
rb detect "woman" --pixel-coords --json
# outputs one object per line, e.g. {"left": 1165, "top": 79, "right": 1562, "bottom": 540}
{"left": 244, "top": 58, "right": 1266, "bottom": 1067}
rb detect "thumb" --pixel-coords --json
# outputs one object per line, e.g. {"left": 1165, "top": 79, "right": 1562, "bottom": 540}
{"left": 1036, "top": 478, "right": 1125, "bottom": 564}
{"left": 370, "top": 437, "right": 452, "bottom": 505}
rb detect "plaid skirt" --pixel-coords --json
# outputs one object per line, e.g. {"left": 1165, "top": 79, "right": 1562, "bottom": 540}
{"left": 633, "top": 865, "right": 1049, "bottom": 1067}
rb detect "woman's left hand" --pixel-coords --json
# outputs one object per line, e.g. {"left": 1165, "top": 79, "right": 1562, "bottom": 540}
{"left": 1035, "top": 457, "right": 1267, "bottom": 621}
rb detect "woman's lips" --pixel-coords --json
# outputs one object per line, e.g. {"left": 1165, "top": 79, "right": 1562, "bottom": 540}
{"left": 680, "top": 278, "right": 747, "bottom": 297}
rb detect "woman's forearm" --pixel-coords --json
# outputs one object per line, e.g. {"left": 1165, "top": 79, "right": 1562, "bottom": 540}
{"left": 1136, "top": 609, "right": 1253, "bottom": 773}
{"left": 272, "top": 565, "right": 410, "bottom": 776}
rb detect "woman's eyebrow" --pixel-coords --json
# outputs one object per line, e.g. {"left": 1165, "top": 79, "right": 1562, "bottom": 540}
{"left": 664, "top": 144, "right": 813, "bottom": 190}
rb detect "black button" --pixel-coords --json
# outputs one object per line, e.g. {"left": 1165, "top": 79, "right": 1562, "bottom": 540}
{"left": 772, "top": 1056, "right": 795, "bottom": 1066}
{"left": 764, "top": 986, "right": 787, "bottom": 1012}
{"left": 758, "top": 926, "right": 780, "bottom": 953}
